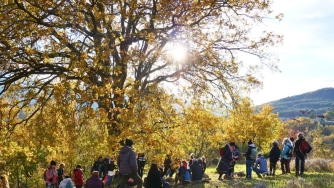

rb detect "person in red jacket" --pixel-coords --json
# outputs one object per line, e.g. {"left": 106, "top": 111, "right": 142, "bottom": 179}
{"left": 73, "top": 165, "right": 84, "bottom": 188}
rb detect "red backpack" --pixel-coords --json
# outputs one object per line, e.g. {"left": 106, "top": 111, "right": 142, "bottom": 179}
{"left": 299, "top": 140, "right": 311, "bottom": 153}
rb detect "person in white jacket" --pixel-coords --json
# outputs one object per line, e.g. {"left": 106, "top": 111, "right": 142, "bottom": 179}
{"left": 59, "top": 176, "right": 74, "bottom": 188}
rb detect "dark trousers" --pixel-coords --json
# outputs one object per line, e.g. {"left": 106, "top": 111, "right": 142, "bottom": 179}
{"left": 269, "top": 160, "right": 278, "bottom": 175}
{"left": 280, "top": 158, "right": 289, "bottom": 174}
{"left": 295, "top": 155, "right": 305, "bottom": 174}
{"left": 119, "top": 173, "right": 143, "bottom": 188}
{"left": 287, "top": 158, "right": 292, "bottom": 173}
{"left": 138, "top": 167, "right": 144, "bottom": 178}
{"left": 228, "top": 161, "right": 236, "bottom": 176}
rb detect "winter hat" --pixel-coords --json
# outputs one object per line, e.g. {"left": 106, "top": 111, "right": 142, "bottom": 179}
{"left": 248, "top": 140, "right": 253, "bottom": 145}
{"left": 50, "top": 160, "right": 56, "bottom": 166}
{"left": 125, "top": 139, "right": 134, "bottom": 147}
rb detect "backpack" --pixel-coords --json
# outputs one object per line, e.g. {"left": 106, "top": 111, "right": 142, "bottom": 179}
{"left": 65, "top": 181, "right": 73, "bottom": 188}
{"left": 219, "top": 147, "right": 224, "bottom": 156}
{"left": 286, "top": 145, "right": 293, "bottom": 157}
{"left": 299, "top": 140, "right": 311, "bottom": 153}
{"left": 183, "top": 170, "right": 190, "bottom": 181}
{"left": 44, "top": 169, "right": 52, "bottom": 182}
{"left": 250, "top": 148, "right": 257, "bottom": 160}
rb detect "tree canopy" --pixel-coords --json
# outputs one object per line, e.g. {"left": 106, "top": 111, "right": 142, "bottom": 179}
{"left": 0, "top": 0, "right": 282, "bottom": 137}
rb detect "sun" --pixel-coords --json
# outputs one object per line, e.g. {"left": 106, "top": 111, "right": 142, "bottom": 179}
{"left": 170, "top": 44, "right": 187, "bottom": 62}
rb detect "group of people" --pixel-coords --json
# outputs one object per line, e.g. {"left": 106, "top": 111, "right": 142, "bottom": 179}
{"left": 44, "top": 161, "right": 107, "bottom": 188}
{"left": 217, "top": 132, "right": 312, "bottom": 180}
{"left": 116, "top": 139, "right": 210, "bottom": 188}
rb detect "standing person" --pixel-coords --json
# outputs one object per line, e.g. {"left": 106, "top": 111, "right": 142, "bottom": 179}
{"left": 57, "top": 163, "right": 65, "bottom": 187}
{"left": 269, "top": 140, "right": 281, "bottom": 176}
{"left": 59, "top": 175, "right": 74, "bottom": 188}
{"left": 163, "top": 154, "right": 172, "bottom": 176}
{"left": 146, "top": 164, "right": 163, "bottom": 188}
{"left": 104, "top": 158, "right": 117, "bottom": 188}
{"left": 217, "top": 142, "right": 235, "bottom": 180}
{"left": 73, "top": 165, "right": 84, "bottom": 188}
{"left": 137, "top": 153, "right": 146, "bottom": 178}
{"left": 229, "top": 144, "right": 239, "bottom": 176}
{"left": 252, "top": 154, "right": 268, "bottom": 178}
{"left": 188, "top": 153, "right": 195, "bottom": 166}
{"left": 294, "top": 133, "right": 312, "bottom": 176}
{"left": 244, "top": 140, "right": 257, "bottom": 179}
{"left": 287, "top": 137, "right": 295, "bottom": 173}
{"left": 91, "top": 156, "right": 105, "bottom": 179}
{"left": 0, "top": 175, "right": 9, "bottom": 188}
{"left": 280, "top": 138, "right": 293, "bottom": 174}
{"left": 201, "top": 156, "right": 207, "bottom": 175}
{"left": 118, "top": 139, "right": 143, "bottom": 188}
{"left": 45, "top": 160, "right": 58, "bottom": 188}
{"left": 85, "top": 171, "right": 104, "bottom": 188}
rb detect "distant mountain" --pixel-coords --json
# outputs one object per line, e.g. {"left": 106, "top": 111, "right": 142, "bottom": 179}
{"left": 261, "top": 88, "right": 334, "bottom": 118}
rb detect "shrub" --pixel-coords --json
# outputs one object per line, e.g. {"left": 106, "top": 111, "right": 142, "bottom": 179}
{"left": 290, "top": 158, "right": 334, "bottom": 172}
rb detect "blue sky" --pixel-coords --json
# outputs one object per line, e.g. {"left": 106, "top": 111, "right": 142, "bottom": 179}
{"left": 250, "top": 0, "right": 334, "bottom": 105}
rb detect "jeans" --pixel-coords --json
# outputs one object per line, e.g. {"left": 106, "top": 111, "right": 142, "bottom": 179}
{"left": 246, "top": 160, "right": 253, "bottom": 178}
{"left": 252, "top": 166, "right": 265, "bottom": 176}
{"left": 295, "top": 155, "right": 305, "bottom": 174}
{"left": 105, "top": 175, "right": 114, "bottom": 186}
{"left": 119, "top": 173, "right": 143, "bottom": 188}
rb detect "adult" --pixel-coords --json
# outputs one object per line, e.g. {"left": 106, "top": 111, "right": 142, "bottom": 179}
{"left": 57, "top": 163, "right": 65, "bottom": 186}
{"left": 229, "top": 144, "right": 239, "bottom": 176}
{"left": 118, "top": 139, "right": 143, "bottom": 188}
{"left": 91, "top": 156, "right": 105, "bottom": 179}
{"left": 137, "top": 153, "right": 146, "bottom": 178}
{"left": 287, "top": 137, "right": 295, "bottom": 173}
{"left": 163, "top": 154, "right": 172, "bottom": 176}
{"left": 244, "top": 140, "right": 257, "bottom": 179}
{"left": 145, "top": 164, "right": 163, "bottom": 188}
{"left": 176, "top": 161, "right": 190, "bottom": 185}
{"left": 201, "top": 156, "right": 207, "bottom": 175}
{"left": 85, "top": 171, "right": 104, "bottom": 188}
{"left": 190, "top": 159, "right": 202, "bottom": 181}
{"left": 59, "top": 175, "right": 74, "bottom": 188}
{"left": 217, "top": 142, "right": 235, "bottom": 180}
{"left": 0, "top": 175, "right": 9, "bottom": 188}
{"left": 280, "top": 138, "right": 293, "bottom": 174}
{"left": 252, "top": 154, "right": 268, "bottom": 178}
{"left": 45, "top": 160, "right": 58, "bottom": 188}
{"left": 269, "top": 140, "right": 281, "bottom": 176}
{"left": 73, "top": 165, "right": 84, "bottom": 188}
{"left": 293, "top": 133, "right": 312, "bottom": 176}
{"left": 188, "top": 153, "right": 195, "bottom": 166}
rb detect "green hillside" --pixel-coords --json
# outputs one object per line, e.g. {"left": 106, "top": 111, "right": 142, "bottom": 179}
{"left": 261, "top": 88, "right": 334, "bottom": 118}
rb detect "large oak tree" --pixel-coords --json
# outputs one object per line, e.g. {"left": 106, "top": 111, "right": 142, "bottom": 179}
{"left": 0, "top": 0, "right": 282, "bottom": 136}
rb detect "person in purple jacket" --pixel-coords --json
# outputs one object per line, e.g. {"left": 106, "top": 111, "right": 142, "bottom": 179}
{"left": 117, "top": 139, "right": 143, "bottom": 188}
{"left": 85, "top": 171, "right": 103, "bottom": 188}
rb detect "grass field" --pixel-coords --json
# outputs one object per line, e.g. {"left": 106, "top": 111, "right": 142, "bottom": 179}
{"left": 113, "top": 163, "right": 334, "bottom": 188}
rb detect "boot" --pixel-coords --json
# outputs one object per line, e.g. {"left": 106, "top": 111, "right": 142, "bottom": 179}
{"left": 273, "top": 170, "right": 276, "bottom": 176}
